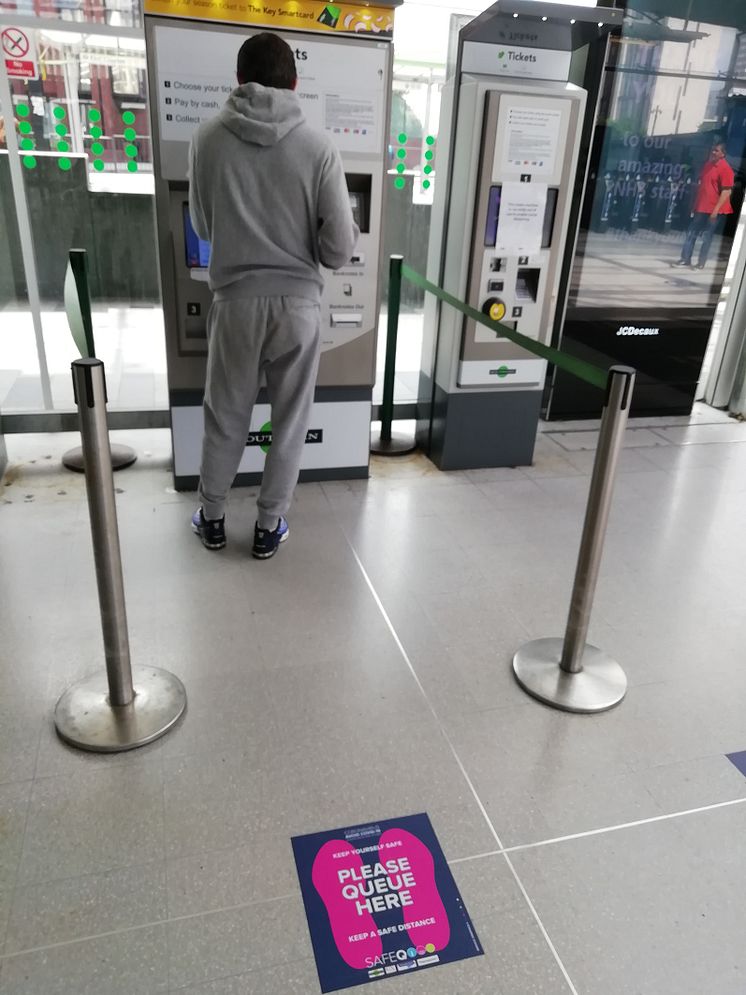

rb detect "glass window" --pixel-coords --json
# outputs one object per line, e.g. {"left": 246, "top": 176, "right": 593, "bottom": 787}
{"left": 0, "top": 20, "right": 164, "bottom": 415}
{"left": 0, "top": 0, "right": 142, "bottom": 28}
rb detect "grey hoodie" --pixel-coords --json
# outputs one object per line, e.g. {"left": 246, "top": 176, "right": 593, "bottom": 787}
{"left": 188, "top": 83, "right": 359, "bottom": 302}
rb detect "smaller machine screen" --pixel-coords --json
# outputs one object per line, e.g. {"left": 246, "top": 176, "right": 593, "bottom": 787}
{"left": 183, "top": 204, "right": 211, "bottom": 269}
{"left": 345, "top": 174, "right": 372, "bottom": 233}
{"left": 484, "top": 186, "right": 501, "bottom": 247}
{"left": 484, "top": 186, "right": 559, "bottom": 250}
{"left": 349, "top": 193, "right": 364, "bottom": 232}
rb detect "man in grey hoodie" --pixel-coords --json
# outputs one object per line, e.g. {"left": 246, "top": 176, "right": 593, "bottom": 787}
{"left": 188, "top": 32, "right": 358, "bottom": 558}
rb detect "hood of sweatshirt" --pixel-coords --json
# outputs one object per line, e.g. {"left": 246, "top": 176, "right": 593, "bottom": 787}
{"left": 218, "top": 83, "right": 305, "bottom": 147}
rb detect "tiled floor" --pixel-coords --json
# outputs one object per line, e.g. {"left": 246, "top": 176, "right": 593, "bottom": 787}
{"left": 1, "top": 411, "right": 746, "bottom": 994}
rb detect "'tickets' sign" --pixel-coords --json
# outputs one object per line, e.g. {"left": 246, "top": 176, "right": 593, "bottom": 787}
{"left": 292, "top": 814, "right": 483, "bottom": 992}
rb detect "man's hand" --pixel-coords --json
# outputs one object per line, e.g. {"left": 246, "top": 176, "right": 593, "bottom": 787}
{"left": 710, "top": 210, "right": 719, "bottom": 221}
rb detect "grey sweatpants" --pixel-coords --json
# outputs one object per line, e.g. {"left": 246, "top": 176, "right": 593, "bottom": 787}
{"left": 198, "top": 296, "right": 321, "bottom": 529}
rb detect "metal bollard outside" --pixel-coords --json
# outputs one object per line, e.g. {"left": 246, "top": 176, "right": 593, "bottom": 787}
{"left": 54, "top": 358, "right": 186, "bottom": 752}
{"left": 512, "top": 365, "right": 636, "bottom": 714}
{"left": 371, "top": 255, "right": 416, "bottom": 456}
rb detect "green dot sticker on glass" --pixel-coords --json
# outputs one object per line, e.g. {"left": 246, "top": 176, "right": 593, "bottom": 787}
{"left": 122, "top": 111, "right": 136, "bottom": 125}
{"left": 91, "top": 142, "right": 104, "bottom": 156}
{"left": 20, "top": 138, "right": 34, "bottom": 151}
{"left": 423, "top": 179, "right": 431, "bottom": 190}
{"left": 123, "top": 127, "right": 136, "bottom": 141}
{"left": 426, "top": 135, "right": 435, "bottom": 146}
{"left": 93, "top": 159, "right": 105, "bottom": 172}
{"left": 425, "top": 150, "right": 434, "bottom": 161}
{"left": 397, "top": 148, "right": 406, "bottom": 160}
{"left": 397, "top": 132, "right": 407, "bottom": 144}
{"left": 127, "top": 161, "right": 138, "bottom": 173}
{"left": 19, "top": 121, "right": 32, "bottom": 135}
{"left": 396, "top": 163, "right": 405, "bottom": 174}
{"left": 90, "top": 126, "right": 102, "bottom": 139}
{"left": 424, "top": 164, "right": 433, "bottom": 175}
{"left": 16, "top": 104, "right": 30, "bottom": 118}
{"left": 58, "top": 158, "right": 72, "bottom": 172}
{"left": 57, "top": 140, "right": 69, "bottom": 153}
{"left": 394, "top": 177, "right": 405, "bottom": 189}
{"left": 53, "top": 106, "right": 66, "bottom": 120}
{"left": 125, "top": 143, "right": 138, "bottom": 158}
{"left": 55, "top": 123, "right": 67, "bottom": 137}
{"left": 22, "top": 156, "right": 36, "bottom": 170}
{"left": 88, "top": 108, "right": 101, "bottom": 123}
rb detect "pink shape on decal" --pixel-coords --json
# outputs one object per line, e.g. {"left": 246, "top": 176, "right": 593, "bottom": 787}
{"left": 378, "top": 827, "right": 451, "bottom": 952}
{"left": 311, "top": 839, "right": 383, "bottom": 969}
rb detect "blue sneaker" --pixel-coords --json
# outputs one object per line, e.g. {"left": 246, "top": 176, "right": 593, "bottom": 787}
{"left": 192, "top": 508, "right": 226, "bottom": 550}
{"left": 252, "top": 517, "right": 289, "bottom": 559}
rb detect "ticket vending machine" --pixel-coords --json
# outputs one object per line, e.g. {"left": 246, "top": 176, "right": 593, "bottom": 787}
{"left": 143, "top": 0, "right": 400, "bottom": 489}
{"left": 417, "top": 1, "right": 622, "bottom": 470}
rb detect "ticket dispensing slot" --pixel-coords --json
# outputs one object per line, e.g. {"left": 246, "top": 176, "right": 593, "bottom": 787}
{"left": 331, "top": 313, "right": 363, "bottom": 327}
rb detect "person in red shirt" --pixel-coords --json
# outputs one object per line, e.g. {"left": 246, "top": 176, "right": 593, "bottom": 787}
{"left": 673, "top": 142, "right": 734, "bottom": 269}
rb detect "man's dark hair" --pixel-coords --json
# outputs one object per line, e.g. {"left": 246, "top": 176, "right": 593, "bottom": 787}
{"left": 237, "top": 33, "right": 297, "bottom": 89}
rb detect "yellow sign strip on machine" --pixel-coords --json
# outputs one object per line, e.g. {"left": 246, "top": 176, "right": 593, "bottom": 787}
{"left": 143, "top": 0, "right": 394, "bottom": 35}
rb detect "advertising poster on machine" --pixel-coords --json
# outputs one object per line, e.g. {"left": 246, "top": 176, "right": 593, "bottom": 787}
{"left": 292, "top": 813, "right": 482, "bottom": 992}
{"left": 143, "top": 0, "right": 395, "bottom": 36}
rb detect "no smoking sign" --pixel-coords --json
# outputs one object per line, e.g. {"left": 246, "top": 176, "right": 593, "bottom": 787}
{"left": 2, "top": 26, "right": 39, "bottom": 80}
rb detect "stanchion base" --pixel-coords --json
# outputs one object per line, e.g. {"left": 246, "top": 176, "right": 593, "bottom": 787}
{"left": 370, "top": 429, "right": 417, "bottom": 456}
{"left": 63, "top": 444, "right": 137, "bottom": 473}
{"left": 512, "top": 637, "right": 627, "bottom": 714}
{"left": 54, "top": 665, "right": 187, "bottom": 753}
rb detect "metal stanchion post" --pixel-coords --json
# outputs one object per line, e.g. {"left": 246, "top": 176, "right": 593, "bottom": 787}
{"left": 512, "top": 366, "right": 635, "bottom": 713}
{"left": 62, "top": 250, "right": 137, "bottom": 474}
{"left": 371, "top": 255, "right": 416, "bottom": 456}
{"left": 55, "top": 359, "right": 186, "bottom": 752}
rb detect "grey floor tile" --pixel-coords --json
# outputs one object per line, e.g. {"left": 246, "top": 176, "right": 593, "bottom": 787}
{"left": 159, "top": 667, "right": 279, "bottom": 762}
{"left": 5, "top": 860, "right": 167, "bottom": 955}
{"left": 511, "top": 802, "right": 746, "bottom": 995}
{"left": 0, "top": 923, "right": 169, "bottom": 994}
{"left": 163, "top": 751, "right": 280, "bottom": 859}
{"left": 33, "top": 715, "right": 165, "bottom": 779}
{"left": 0, "top": 697, "right": 43, "bottom": 787}
{"left": 443, "top": 696, "right": 661, "bottom": 846}
{"left": 18, "top": 765, "right": 165, "bottom": 885}
{"left": 0, "top": 783, "right": 32, "bottom": 897}
{"left": 166, "top": 895, "right": 311, "bottom": 991}
{"left": 640, "top": 756, "right": 746, "bottom": 812}
{"left": 169, "top": 959, "right": 317, "bottom": 994}
{"left": 166, "top": 836, "right": 298, "bottom": 918}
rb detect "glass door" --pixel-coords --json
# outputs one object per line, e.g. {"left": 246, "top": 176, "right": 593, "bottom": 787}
{"left": 0, "top": 7, "right": 166, "bottom": 421}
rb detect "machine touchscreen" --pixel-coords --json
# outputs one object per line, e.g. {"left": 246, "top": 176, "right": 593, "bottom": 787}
{"left": 183, "top": 204, "right": 211, "bottom": 269}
